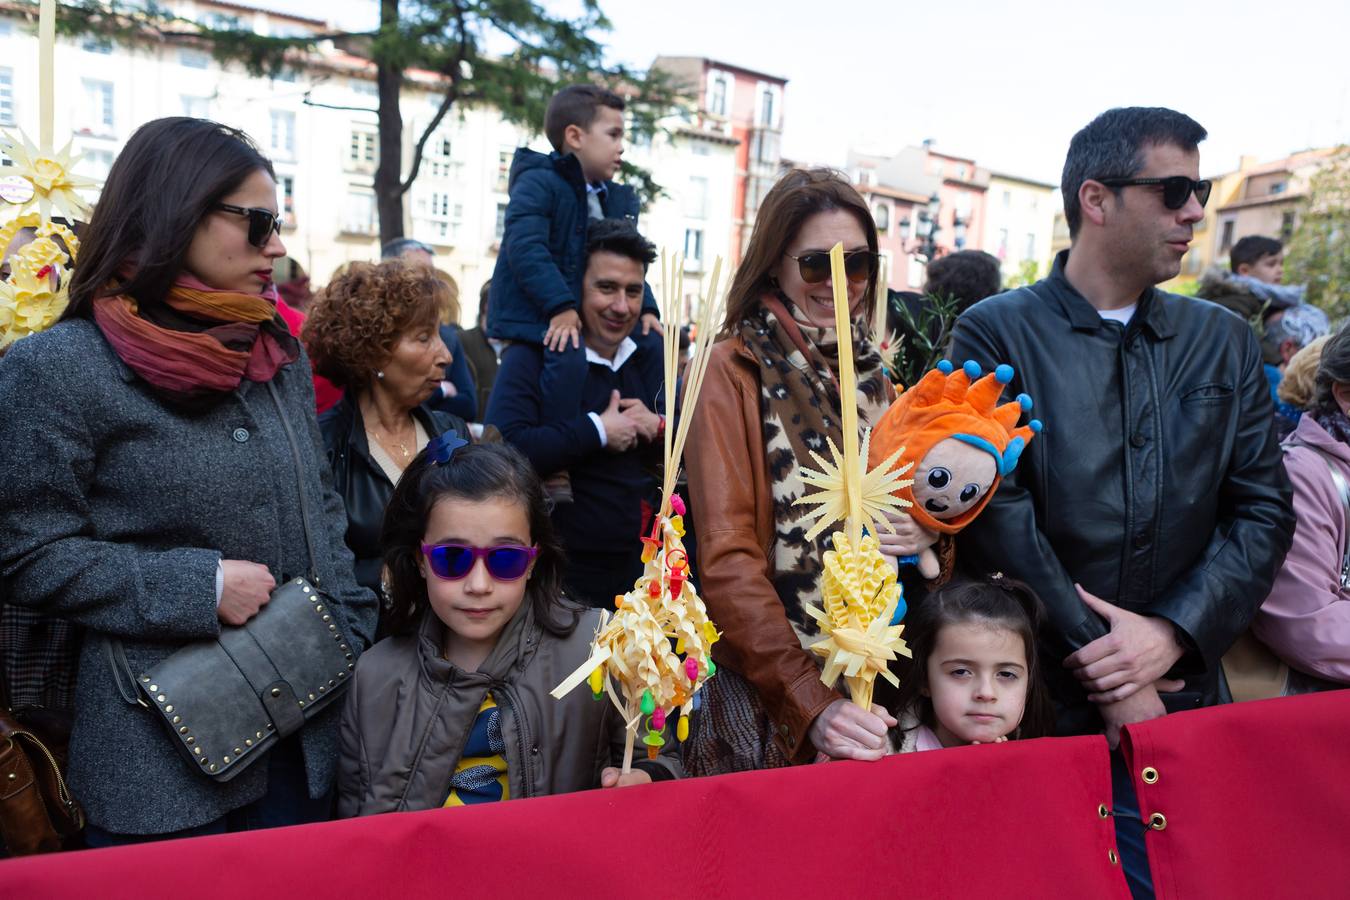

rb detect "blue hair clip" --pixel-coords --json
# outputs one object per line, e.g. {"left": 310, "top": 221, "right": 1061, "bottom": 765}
{"left": 427, "top": 430, "right": 469, "bottom": 466}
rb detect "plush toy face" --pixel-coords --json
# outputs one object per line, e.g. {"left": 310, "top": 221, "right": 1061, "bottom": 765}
{"left": 911, "top": 438, "right": 997, "bottom": 521}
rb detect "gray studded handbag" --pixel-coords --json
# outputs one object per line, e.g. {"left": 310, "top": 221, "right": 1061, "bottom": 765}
{"left": 104, "top": 381, "right": 355, "bottom": 782}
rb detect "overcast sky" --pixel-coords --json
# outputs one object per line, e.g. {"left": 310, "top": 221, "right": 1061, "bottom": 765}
{"left": 289, "top": 0, "right": 1349, "bottom": 184}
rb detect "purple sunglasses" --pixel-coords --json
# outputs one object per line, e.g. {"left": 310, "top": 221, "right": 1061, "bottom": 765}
{"left": 420, "top": 543, "right": 539, "bottom": 581}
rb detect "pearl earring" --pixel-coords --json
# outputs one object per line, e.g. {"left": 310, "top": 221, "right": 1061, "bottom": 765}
{"left": 375, "top": 370, "right": 385, "bottom": 380}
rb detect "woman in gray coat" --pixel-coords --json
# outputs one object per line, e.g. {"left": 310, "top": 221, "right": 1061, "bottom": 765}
{"left": 0, "top": 118, "right": 377, "bottom": 843}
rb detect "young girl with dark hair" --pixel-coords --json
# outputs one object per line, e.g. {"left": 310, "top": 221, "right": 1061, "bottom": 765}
{"left": 0, "top": 117, "right": 377, "bottom": 843}
{"left": 892, "top": 577, "right": 1054, "bottom": 751}
{"left": 336, "top": 440, "right": 680, "bottom": 816}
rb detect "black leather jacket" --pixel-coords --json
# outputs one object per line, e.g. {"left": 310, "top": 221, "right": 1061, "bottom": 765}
{"left": 319, "top": 396, "right": 469, "bottom": 597}
{"left": 950, "top": 251, "right": 1294, "bottom": 735}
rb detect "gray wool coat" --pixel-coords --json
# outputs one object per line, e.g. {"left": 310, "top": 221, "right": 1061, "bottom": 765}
{"left": 0, "top": 319, "right": 378, "bottom": 835}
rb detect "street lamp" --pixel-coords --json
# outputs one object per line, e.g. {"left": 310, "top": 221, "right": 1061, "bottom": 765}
{"left": 917, "top": 192, "right": 941, "bottom": 261}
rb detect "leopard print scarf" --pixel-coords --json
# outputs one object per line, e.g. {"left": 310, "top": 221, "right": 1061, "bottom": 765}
{"left": 737, "top": 294, "right": 893, "bottom": 637}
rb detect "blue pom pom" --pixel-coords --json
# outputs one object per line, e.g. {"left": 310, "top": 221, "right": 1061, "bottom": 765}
{"left": 995, "top": 364, "right": 1014, "bottom": 384}
{"left": 1001, "top": 436, "right": 1026, "bottom": 475}
{"left": 937, "top": 359, "right": 954, "bottom": 374}
{"left": 1030, "top": 419, "right": 1043, "bottom": 433}
{"left": 1018, "top": 393, "right": 1033, "bottom": 411}
{"left": 962, "top": 360, "right": 982, "bottom": 379}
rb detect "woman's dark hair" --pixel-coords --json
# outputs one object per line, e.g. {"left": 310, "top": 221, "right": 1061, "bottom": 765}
{"left": 63, "top": 117, "right": 275, "bottom": 317}
{"left": 380, "top": 441, "right": 576, "bottom": 638}
{"left": 1313, "top": 320, "right": 1350, "bottom": 416}
{"left": 721, "top": 167, "right": 880, "bottom": 334}
{"left": 891, "top": 576, "right": 1055, "bottom": 741}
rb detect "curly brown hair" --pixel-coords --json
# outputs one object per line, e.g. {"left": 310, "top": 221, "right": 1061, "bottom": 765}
{"left": 303, "top": 260, "right": 448, "bottom": 390}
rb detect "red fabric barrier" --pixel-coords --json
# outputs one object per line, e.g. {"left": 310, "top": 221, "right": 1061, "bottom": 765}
{"left": 1, "top": 735, "right": 1126, "bottom": 899}
{"left": 1122, "top": 689, "right": 1350, "bottom": 900}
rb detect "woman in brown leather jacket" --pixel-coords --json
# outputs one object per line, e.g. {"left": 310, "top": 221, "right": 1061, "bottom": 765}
{"left": 684, "top": 169, "right": 931, "bottom": 775}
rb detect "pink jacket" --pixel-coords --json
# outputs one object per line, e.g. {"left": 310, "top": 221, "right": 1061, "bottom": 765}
{"left": 1253, "top": 414, "right": 1350, "bottom": 683}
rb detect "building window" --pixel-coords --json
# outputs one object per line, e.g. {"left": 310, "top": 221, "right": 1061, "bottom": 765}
{"left": 956, "top": 164, "right": 968, "bottom": 180}
{"left": 757, "top": 83, "right": 779, "bottom": 128}
{"left": 349, "top": 130, "right": 377, "bottom": 171}
{"left": 1281, "top": 211, "right": 1296, "bottom": 241}
{"left": 1002, "top": 190, "right": 1011, "bottom": 208}
{"left": 343, "top": 192, "right": 376, "bottom": 235}
{"left": 752, "top": 129, "right": 780, "bottom": 165}
{"left": 997, "top": 228, "right": 1009, "bottom": 259}
{"left": 273, "top": 68, "right": 298, "bottom": 84}
{"left": 81, "top": 37, "right": 113, "bottom": 54}
{"left": 908, "top": 255, "right": 926, "bottom": 288}
{"left": 1024, "top": 233, "right": 1036, "bottom": 262}
{"left": 707, "top": 72, "right": 730, "bottom": 117}
{"left": 0, "top": 68, "right": 13, "bottom": 126}
{"left": 181, "top": 95, "right": 210, "bottom": 119}
{"left": 495, "top": 202, "right": 508, "bottom": 240}
{"left": 1270, "top": 181, "right": 1287, "bottom": 195}
{"left": 1220, "top": 219, "right": 1235, "bottom": 252}
{"left": 495, "top": 150, "right": 513, "bottom": 192}
{"left": 270, "top": 110, "right": 295, "bottom": 159}
{"left": 685, "top": 176, "right": 708, "bottom": 219}
{"left": 873, "top": 202, "right": 890, "bottom": 234}
{"left": 954, "top": 191, "right": 973, "bottom": 220}
{"left": 684, "top": 228, "right": 703, "bottom": 262}
{"left": 179, "top": 49, "right": 211, "bottom": 69}
{"left": 81, "top": 147, "right": 114, "bottom": 183}
{"left": 82, "top": 79, "right": 114, "bottom": 133}
{"left": 350, "top": 78, "right": 377, "bottom": 97}
{"left": 277, "top": 175, "right": 296, "bottom": 222}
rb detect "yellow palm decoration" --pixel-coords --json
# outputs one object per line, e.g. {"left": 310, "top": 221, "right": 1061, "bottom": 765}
{"left": 0, "top": 133, "right": 94, "bottom": 225}
{"left": 793, "top": 243, "right": 912, "bottom": 710}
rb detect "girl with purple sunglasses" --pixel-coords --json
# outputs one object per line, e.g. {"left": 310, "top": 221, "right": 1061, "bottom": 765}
{"left": 335, "top": 438, "right": 681, "bottom": 815}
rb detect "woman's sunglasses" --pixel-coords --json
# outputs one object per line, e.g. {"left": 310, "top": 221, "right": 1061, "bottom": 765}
{"left": 420, "top": 543, "right": 539, "bottom": 581}
{"left": 214, "top": 203, "right": 284, "bottom": 248}
{"left": 1094, "top": 176, "right": 1212, "bottom": 211}
{"left": 785, "top": 249, "right": 878, "bottom": 285}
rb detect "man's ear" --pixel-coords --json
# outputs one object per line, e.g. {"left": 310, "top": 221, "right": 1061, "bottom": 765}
{"left": 1078, "top": 179, "right": 1111, "bottom": 230}
{"left": 1236, "top": 262, "right": 1253, "bottom": 277}
{"left": 563, "top": 123, "right": 585, "bottom": 152}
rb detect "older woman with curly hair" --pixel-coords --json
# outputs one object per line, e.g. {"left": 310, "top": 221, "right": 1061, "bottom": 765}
{"left": 304, "top": 260, "right": 469, "bottom": 611}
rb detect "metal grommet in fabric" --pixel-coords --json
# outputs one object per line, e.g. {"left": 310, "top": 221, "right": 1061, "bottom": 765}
{"left": 1098, "top": 804, "right": 1109, "bottom": 819}
{"left": 1108, "top": 849, "right": 1119, "bottom": 865}
{"left": 1149, "top": 812, "right": 1167, "bottom": 831}
{"left": 232, "top": 427, "right": 250, "bottom": 443}
{"left": 1142, "top": 766, "right": 1159, "bottom": 784}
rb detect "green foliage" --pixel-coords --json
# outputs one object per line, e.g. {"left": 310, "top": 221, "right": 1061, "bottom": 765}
{"left": 1285, "top": 148, "right": 1350, "bottom": 320}
{"left": 51, "top": 0, "right": 684, "bottom": 238}
{"left": 886, "top": 290, "right": 964, "bottom": 389}
{"left": 1003, "top": 259, "right": 1040, "bottom": 289}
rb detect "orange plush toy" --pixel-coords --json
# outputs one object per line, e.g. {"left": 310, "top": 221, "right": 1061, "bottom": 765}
{"left": 867, "top": 359, "right": 1041, "bottom": 579}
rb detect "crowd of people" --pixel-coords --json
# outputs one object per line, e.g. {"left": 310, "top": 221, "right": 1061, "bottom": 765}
{"left": 0, "top": 87, "right": 1344, "bottom": 899}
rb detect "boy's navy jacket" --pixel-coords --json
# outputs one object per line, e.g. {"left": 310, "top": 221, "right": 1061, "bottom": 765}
{"left": 486, "top": 147, "right": 657, "bottom": 343}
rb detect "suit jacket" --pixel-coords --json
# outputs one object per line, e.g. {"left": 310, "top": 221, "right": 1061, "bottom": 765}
{"left": 0, "top": 319, "right": 377, "bottom": 834}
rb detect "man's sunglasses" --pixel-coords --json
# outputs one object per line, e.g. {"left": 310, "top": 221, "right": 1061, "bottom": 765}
{"left": 785, "top": 249, "right": 878, "bottom": 285}
{"left": 214, "top": 203, "right": 284, "bottom": 248}
{"left": 1094, "top": 176, "right": 1212, "bottom": 211}
{"left": 420, "top": 542, "right": 539, "bottom": 581}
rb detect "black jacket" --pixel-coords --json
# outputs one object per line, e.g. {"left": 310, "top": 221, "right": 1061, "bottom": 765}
{"left": 950, "top": 251, "right": 1294, "bottom": 735}
{"left": 319, "top": 396, "right": 469, "bottom": 597}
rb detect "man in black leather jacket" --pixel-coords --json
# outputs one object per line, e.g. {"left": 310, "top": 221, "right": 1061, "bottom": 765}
{"left": 951, "top": 108, "right": 1294, "bottom": 745}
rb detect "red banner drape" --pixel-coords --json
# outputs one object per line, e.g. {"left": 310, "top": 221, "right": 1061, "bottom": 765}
{"left": 1121, "top": 688, "right": 1350, "bottom": 900}
{"left": 1, "top": 735, "right": 1126, "bottom": 899}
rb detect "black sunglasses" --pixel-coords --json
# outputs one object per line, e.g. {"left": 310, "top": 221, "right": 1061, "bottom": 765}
{"left": 785, "top": 249, "right": 878, "bottom": 285}
{"left": 1095, "top": 176, "right": 1212, "bottom": 211}
{"left": 214, "top": 203, "right": 284, "bottom": 248}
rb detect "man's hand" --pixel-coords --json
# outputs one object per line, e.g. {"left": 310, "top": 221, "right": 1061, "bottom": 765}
{"left": 600, "top": 766, "right": 653, "bottom": 788}
{"left": 218, "top": 560, "right": 275, "bottom": 626}
{"left": 640, "top": 312, "right": 664, "bottom": 337}
{"left": 617, "top": 397, "right": 661, "bottom": 442}
{"left": 597, "top": 389, "right": 638, "bottom": 452}
{"left": 1098, "top": 682, "right": 1179, "bottom": 749}
{"left": 807, "top": 700, "right": 897, "bottom": 762}
{"left": 1064, "top": 584, "right": 1186, "bottom": 703}
{"left": 544, "top": 308, "right": 581, "bottom": 352}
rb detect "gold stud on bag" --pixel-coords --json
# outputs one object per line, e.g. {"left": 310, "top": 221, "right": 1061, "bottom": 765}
{"left": 103, "top": 381, "right": 356, "bottom": 782}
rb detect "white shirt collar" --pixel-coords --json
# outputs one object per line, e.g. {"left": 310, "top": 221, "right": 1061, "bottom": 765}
{"left": 1099, "top": 304, "right": 1136, "bottom": 325}
{"left": 586, "top": 181, "right": 606, "bottom": 195}
{"left": 584, "top": 337, "right": 637, "bottom": 372}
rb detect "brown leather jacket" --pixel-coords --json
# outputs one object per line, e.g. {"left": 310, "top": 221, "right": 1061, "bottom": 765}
{"left": 685, "top": 336, "right": 841, "bottom": 763}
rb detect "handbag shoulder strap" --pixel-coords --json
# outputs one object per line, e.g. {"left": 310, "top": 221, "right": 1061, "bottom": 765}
{"left": 266, "top": 379, "right": 321, "bottom": 587}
